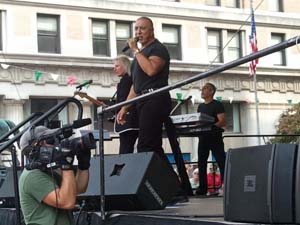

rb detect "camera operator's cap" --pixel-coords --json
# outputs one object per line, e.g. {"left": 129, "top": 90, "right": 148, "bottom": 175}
{"left": 20, "top": 126, "right": 58, "bottom": 151}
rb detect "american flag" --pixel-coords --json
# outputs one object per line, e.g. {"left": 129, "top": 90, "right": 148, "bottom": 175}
{"left": 249, "top": 8, "right": 258, "bottom": 77}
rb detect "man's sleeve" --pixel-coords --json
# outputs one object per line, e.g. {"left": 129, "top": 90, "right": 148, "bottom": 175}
{"left": 216, "top": 102, "right": 225, "bottom": 114}
{"left": 23, "top": 170, "right": 58, "bottom": 203}
{"left": 149, "top": 44, "right": 169, "bottom": 61}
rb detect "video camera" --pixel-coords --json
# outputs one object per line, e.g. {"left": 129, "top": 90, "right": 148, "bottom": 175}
{"left": 25, "top": 118, "right": 96, "bottom": 171}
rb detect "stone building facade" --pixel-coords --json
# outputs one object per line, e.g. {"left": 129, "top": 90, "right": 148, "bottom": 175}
{"left": 0, "top": 0, "right": 300, "bottom": 161}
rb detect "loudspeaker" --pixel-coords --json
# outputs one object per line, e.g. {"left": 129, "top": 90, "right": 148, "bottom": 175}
{"left": 0, "top": 167, "right": 21, "bottom": 208}
{"left": 295, "top": 144, "right": 300, "bottom": 224}
{"left": 78, "top": 152, "right": 181, "bottom": 211}
{"left": 224, "top": 144, "right": 297, "bottom": 224}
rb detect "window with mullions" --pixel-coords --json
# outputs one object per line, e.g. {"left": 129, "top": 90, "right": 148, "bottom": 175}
{"left": 92, "top": 20, "right": 110, "bottom": 56}
{"left": 37, "top": 14, "right": 60, "bottom": 54}
{"left": 207, "top": 29, "right": 223, "bottom": 63}
{"left": 270, "top": 0, "right": 283, "bottom": 12}
{"left": 30, "top": 98, "right": 69, "bottom": 126}
{"left": 227, "top": 30, "right": 242, "bottom": 61}
{"left": 271, "top": 33, "right": 286, "bottom": 66}
{"left": 226, "top": 0, "right": 240, "bottom": 8}
{"left": 162, "top": 25, "right": 182, "bottom": 60}
{"left": 206, "top": 0, "right": 220, "bottom": 6}
{"left": 116, "top": 21, "right": 132, "bottom": 57}
{"left": 223, "top": 102, "right": 241, "bottom": 133}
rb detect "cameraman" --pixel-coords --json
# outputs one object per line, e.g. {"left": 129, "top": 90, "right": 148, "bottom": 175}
{"left": 18, "top": 126, "right": 91, "bottom": 225}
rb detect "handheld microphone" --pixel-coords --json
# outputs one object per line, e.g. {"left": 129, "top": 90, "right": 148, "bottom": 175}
{"left": 122, "top": 44, "right": 130, "bottom": 53}
{"left": 122, "top": 37, "right": 138, "bottom": 52}
{"left": 76, "top": 80, "right": 93, "bottom": 90}
{"left": 72, "top": 118, "right": 92, "bottom": 129}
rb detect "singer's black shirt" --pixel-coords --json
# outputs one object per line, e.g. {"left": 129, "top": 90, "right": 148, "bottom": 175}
{"left": 131, "top": 39, "right": 170, "bottom": 94}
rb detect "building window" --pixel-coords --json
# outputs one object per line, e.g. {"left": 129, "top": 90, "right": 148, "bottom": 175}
{"left": 224, "top": 102, "right": 241, "bottom": 133}
{"left": 270, "top": 0, "right": 283, "bottom": 12}
{"left": 30, "top": 98, "right": 69, "bottom": 126}
{"left": 227, "top": 31, "right": 242, "bottom": 61}
{"left": 116, "top": 21, "right": 132, "bottom": 57}
{"left": 206, "top": 0, "right": 220, "bottom": 6}
{"left": 162, "top": 25, "right": 181, "bottom": 60}
{"left": 37, "top": 14, "right": 60, "bottom": 54}
{"left": 226, "top": 0, "right": 239, "bottom": 8}
{"left": 92, "top": 20, "right": 109, "bottom": 56}
{"left": 271, "top": 33, "right": 286, "bottom": 66}
{"left": 207, "top": 29, "right": 223, "bottom": 63}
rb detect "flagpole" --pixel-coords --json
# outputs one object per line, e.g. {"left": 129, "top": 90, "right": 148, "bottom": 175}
{"left": 253, "top": 71, "right": 261, "bottom": 145}
{"left": 250, "top": 0, "right": 261, "bottom": 145}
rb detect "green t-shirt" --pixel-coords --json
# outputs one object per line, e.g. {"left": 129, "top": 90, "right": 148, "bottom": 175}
{"left": 19, "top": 169, "right": 73, "bottom": 225}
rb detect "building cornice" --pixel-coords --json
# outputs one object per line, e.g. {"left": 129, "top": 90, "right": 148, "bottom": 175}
{"left": 1, "top": 63, "right": 300, "bottom": 97}
{"left": 1, "top": 53, "right": 299, "bottom": 76}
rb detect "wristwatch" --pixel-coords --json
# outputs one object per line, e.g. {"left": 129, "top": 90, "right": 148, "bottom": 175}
{"left": 133, "top": 48, "right": 141, "bottom": 56}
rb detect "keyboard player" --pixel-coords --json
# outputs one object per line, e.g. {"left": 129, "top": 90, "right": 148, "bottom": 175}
{"left": 195, "top": 82, "right": 226, "bottom": 197}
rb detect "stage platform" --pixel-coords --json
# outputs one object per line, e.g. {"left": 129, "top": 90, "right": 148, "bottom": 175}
{"left": 1, "top": 196, "right": 294, "bottom": 225}
{"left": 76, "top": 196, "right": 256, "bottom": 225}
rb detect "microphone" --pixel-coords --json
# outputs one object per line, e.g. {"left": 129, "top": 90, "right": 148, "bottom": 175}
{"left": 72, "top": 118, "right": 92, "bottom": 129}
{"left": 76, "top": 80, "right": 93, "bottom": 90}
{"left": 183, "top": 96, "right": 192, "bottom": 103}
{"left": 122, "top": 37, "right": 138, "bottom": 52}
{"left": 34, "top": 118, "right": 92, "bottom": 145}
{"left": 122, "top": 44, "right": 130, "bottom": 53}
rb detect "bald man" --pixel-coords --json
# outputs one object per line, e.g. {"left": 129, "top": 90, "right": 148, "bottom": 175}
{"left": 117, "top": 17, "right": 171, "bottom": 162}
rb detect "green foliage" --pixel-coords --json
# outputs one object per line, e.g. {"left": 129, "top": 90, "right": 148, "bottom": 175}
{"left": 271, "top": 104, "right": 300, "bottom": 143}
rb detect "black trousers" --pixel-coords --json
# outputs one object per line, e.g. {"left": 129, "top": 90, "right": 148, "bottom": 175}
{"left": 197, "top": 132, "right": 226, "bottom": 194}
{"left": 119, "top": 130, "right": 139, "bottom": 154}
{"left": 136, "top": 93, "right": 171, "bottom": 161}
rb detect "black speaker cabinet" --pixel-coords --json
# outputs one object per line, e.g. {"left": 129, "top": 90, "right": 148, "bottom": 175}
{"left": 0, "top": 167, "right": 21, "bottom": 208}
{"left": 295, "top": 144, "right": 300, "bottom": 224}
{"left": 78, "top": 152, "right": 180, "bottom": 211}
{"left": 224, "top": 144, "right": 297, "bottom": 224}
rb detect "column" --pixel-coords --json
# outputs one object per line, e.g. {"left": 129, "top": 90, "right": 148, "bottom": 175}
{"left": 81, "top": 101, "right": 93, "bottom": 130}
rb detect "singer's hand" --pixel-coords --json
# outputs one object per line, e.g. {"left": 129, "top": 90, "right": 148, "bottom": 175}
{"left": 116, "top": 107, "right": 128, "bottom": 125}
{"left": 128, "top": 37, "right": 138, "bottom": 50}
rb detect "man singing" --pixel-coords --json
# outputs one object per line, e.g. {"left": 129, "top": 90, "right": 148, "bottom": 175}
{"left": 117, "top": 17, "right": 171, "bottom": 161}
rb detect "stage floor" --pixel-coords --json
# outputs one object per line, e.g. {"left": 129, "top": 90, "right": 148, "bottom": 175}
{"left": 77, "top": 196, "right": 257, "bottom": 225}
{"left": 1, "top": 196, "right": 292, "bottom": 225}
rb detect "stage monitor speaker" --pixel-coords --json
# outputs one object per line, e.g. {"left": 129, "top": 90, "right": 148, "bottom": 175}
{"left": 0, "top": 167, "right": 21, "bottom": 208}
{"left": 295, "top": 144, "right": 300, "bottom": 224}
{"left": 224, "top": 144, "right": 296, "bottom": 224}
{"left": 78, "top": 152, "right": 181, "bottom": 211}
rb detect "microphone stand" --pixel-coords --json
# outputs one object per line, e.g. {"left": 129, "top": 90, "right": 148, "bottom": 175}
{"left": 97, "top": 106, "right": 106, "bottom": 221}
{"left": 10, "top": 144, "right": 21, "bottom": 225}
{"left": 170, "top": 96, "right": 192, "bottom": 116}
